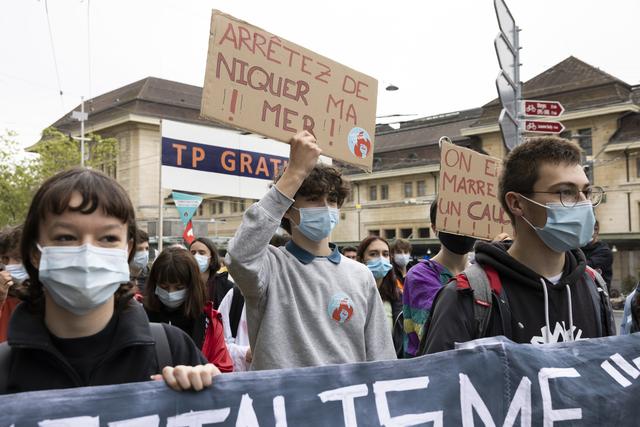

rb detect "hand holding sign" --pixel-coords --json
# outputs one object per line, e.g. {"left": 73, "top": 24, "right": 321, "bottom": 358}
{"left": 152, "top": 363, "right": 221, "bottom": 392}
{"left": 276, "top": 130, "right": 322, "bottom": 199}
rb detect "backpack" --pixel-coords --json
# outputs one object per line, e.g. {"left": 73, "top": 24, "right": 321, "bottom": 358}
{"left": 417, "top": 263, "right": 615, "bottom": 355}
{"left": 0, "top": 323, "right": 172, "bottom": 393}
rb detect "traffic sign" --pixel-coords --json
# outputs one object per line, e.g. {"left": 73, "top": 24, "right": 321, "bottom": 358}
{"left": 496, "top": 71, "right": 518, "bottom": 119}
{"left": 523, "top": 120, "right": 565, "bottom": 134}
{"left": 494, "top": 33, "right": 516, "bottom": 84}
{"left": 494, "top": 0, "right": 517, "bottom": 51}
{"left": 499, "top": 109, "right": 519, "bottom": 150}
{"left": 523, "top": 100, "right": 565, "bottom": 117}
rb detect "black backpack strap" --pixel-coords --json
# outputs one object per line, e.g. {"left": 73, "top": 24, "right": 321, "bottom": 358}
{"left": 229, "top": 286, "right": 245, "bottom": 339}
{"left": 463, "top": 263, "right": 494, "bottom": 338}
{"left": 584, "top": 268, "right": 616, "bottom": 336}
{"left": 149, "top": 323, "right": 173, "bottom": 372}
{"left": 0, "top": 341, "right": 10, "bottom": 393}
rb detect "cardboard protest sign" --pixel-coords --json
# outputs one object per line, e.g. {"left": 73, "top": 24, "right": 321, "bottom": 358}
{"left": 4, "top": 335, "right": 640, "bottom": 426}
{"left": 436, "top": 141, "right": 513, "bottom": 240}
{"left": 201, "top": 10, "right": 377, "bottom": 171}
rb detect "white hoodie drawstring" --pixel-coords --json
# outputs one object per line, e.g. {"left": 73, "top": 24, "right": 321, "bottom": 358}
{"left": 540, "top": 278, "right": 551, "bottom": 344}
{"left": 565, "top": 284, "right": 574, "bottom": 342}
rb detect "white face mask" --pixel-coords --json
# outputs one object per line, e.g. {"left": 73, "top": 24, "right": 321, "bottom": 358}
{"left": 5, "top": 263, "right": 29, "bottom": 283}
{"left": 131, "top": 250, "right": 149, "bottom": 270}
{"left": 393, "top": 253, "right": 411, "bottom": 268}
{"left": 194, "top": 253, "right": 211, "bottom": 273}
{"left": 38, "top": 243, "right": 130, "bottom": 316}
{"left": 155, "top": 286, "right": 187, "bottom": 309}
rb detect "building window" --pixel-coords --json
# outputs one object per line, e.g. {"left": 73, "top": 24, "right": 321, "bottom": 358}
{"left": 404, "top": 182, "right": 413, "bottom": 198}
{"left": 417, "top": 180, "right": 426, "bottom": 197}
{"left": 369, "top": 185, "right": 377, "bottom": 201}
{"left": 380, "top": 184, "right": 389, "bottom": 200}
{"left": 636, "top": 158, "right": 640, "bottom": 178}
{"left": 218, "top": 202, "right": 224, "bottom": 214}
{"left": 578, "top": 128, "right": 592, "bottom": 156}
{"left": 400, "top": 228, "right": 413, "bottom": 238}
{"left": 368, "top": 229, "right": 380, "bottom": 236}
{"left": 198, "top": 204, "right": 203, "bottom": 216}
{"left": 384, "top": 229, "right": 396, "bottom": 239}
{"left": 231, "top": 201, "right": 238, "bottom": 213}
{"left": 347, "top": 185, "right": 354, "bottom": 203}
{"left": 239, "top": 199, "right": 246, "bottom": 211}
{"left": 418, "top": 227, "right": 430, "bottom": 238}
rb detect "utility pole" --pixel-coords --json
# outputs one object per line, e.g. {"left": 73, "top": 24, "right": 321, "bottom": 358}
{"left": 72, "top": 97, "right": 89, "bottom": 166}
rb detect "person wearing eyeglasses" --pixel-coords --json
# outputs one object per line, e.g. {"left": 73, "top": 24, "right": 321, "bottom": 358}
{"left": 420, "top": 136, "right": 615, "bottom": 355}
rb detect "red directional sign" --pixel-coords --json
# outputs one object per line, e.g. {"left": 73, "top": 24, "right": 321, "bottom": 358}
{"left": 523, "top": 100, "right": 564, "bottom": 117}
{"left": 524, "top": 120, "right": 565, "bottom": 134}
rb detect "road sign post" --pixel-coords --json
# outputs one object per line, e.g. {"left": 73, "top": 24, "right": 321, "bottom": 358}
{"left": 494, "top": 0, "right": 522, "bottom": 152}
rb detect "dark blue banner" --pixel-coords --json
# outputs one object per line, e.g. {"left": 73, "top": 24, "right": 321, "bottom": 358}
{"left": 162, "top": 137, "right": 288, "bottom": 181}
{"left": 3, "top": 335, "right": 640, "bottom": 426}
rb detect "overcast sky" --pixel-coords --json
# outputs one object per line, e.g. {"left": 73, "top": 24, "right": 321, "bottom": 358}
{"left": 1, "top": 0, "right": 638, "bottom": 147}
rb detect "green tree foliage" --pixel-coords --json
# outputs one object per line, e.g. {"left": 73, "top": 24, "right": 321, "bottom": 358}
{"left": 0, "top": 128, "right": 119, "bottom": 228}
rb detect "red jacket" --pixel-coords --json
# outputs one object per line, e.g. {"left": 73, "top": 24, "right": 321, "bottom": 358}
{"left": 0, "top": 296, "right": 20, "bottom": 343}
{"left": 202, "top": 302, "right": 234, "bottom": 373}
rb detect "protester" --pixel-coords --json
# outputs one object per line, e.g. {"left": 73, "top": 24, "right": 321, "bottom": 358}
{"left": 341, "top": 246, "right": 358, "bottom": 260}
{"left": 357, "top": 236, "right": 403, "bottom": 356}
{"left": 390, "top": 238, "right": 412, "bottom": 286}
{"left": 620, "top": 285, "right": 637, "bottom": 334}
{"left": 403, "top": 200, "right": 476, "bottom": 357}
{"left": 226, "top": 131, "right": 395, "bottom": 370}
{"left": 581, "top": 219, "right": 614, "bottom": 291}
{"left": 421, "top": 136, "right": 615, "bottom": 354}
{"left": 189, "top": 237, "right": 233, "bottom": 309}
{"left": 144, "top": 246, "right": 233, "bottom": 372}
{"left": 0, "top": 225, "right": 28, "bottom": 343}
{"left": 129, "top": 228, "right": 150, "bottom": 293}
{"left": 0, "top": 168, "right": 219, "bottom": 394}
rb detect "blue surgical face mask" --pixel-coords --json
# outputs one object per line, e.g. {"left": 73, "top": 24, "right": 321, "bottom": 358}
{"left": 519, "top": 195, "right": 595, "bottom": 253}
{"left": 37, "top": 243, "right": 130, "bottom": 316}
{"left": 131, "top": 250, "right": 149, "bottom": 270}
{"left": 367, "top": 257, "right": 393, "bottom": 279}
{"left": 155, "top": 286, "right": 187, "bottom": 309}
{"left": 5, "top": 263, "right": 29, "bottom": 284}
{"left": 292, "top": 206, "right": 339, "bottom": 242}
{"left": 194, "top": 253, "right": 210, "bottom": 273}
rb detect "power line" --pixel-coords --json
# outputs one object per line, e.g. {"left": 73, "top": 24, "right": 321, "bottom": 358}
{"left": 43, "top": 0, "right": 64, "bottom": 109}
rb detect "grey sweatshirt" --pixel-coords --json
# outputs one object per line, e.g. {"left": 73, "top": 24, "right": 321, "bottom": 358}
{"left": 226, "top": 186, "right": 396, "bottom": 370}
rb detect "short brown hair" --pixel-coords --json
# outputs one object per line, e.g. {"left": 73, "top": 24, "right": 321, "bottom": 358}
{"left": 135, "top": 228, "right": 149, "bottom": 245}
{"left": 0, "top": 224, "right": 23, "bottom": 260}
{"left": 391, "top": 238, "right": 412, "bottom": 254}
{"left": 499, "top": 136, "right": 583, "bottom": 223}
{"left": 274, "top": 163, "right": 351, "bottom": 234}
{"left": 20, "top": 168, "right": 137, "bottom": 312}
{"left": 144, "top": 246, "right": 207, "bottom": 319}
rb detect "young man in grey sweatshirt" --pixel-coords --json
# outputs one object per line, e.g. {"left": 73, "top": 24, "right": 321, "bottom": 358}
{"left": 226, "top": 131, "right": 396, "bottom": 370}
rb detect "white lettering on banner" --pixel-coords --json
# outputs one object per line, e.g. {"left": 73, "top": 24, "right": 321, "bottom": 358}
{"left": 108, "top": 415, "right": 160, "bottom": 427}
{"left": 39, "top": 417, "right": 100, "bottom": 427}
{"left": 460, "top": 374, "right": 532, "bottom": 427}
{"left": 236, "top": 394, "right": 260, "bottom": 426}
{"left": 372, "top": 377, "right": 443, "bottom": 427}
{"left": 273, "top": 395, "right": 288, "bottom": 427}
{"left": 166, "top": 409, "right": 231, "bottom": 427}
{"left": 318, "top": 383, "right": 369, "bottom": 427}
{"left": 538, "top": 368, "right": 582, "bottom": 426}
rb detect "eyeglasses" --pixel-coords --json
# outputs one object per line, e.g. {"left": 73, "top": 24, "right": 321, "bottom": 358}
{"left": 525, "top": 186, "right": 605, "bottom": 208}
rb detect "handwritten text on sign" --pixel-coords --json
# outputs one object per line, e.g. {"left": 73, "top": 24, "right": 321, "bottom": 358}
{"left": 437, "top": 142, "right": 513, "bottom": 240}
{"left": 201, "top": 11, "right": 378, "bottom": 171}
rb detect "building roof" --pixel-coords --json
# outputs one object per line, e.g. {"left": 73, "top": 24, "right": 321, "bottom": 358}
{"left": 52, "top": 76, "right": 230, "bottom": 132}
{"left": 470, "top": 56, "right": 635, "bottom": 128}
{"left": 609, "top": 113, "right": 640, "bottom": 145}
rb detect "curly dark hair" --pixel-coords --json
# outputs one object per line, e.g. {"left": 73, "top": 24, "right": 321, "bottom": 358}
{"left": 20, "top": 168, "right": 137, "bottom": 312}
{"left": 499, "top": 136, "right": 583, "bottom": 223}
{"left": 274, "top": 163, "right": 351, "bottom": 234}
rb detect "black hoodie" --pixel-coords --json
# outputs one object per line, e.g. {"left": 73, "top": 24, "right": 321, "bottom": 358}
{"left": 424, "top": 241, "right": 614, "bottom": 354}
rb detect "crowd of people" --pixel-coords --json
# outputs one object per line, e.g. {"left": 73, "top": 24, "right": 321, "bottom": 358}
{"left": 0, "top": 131, "right": 630, "bottom": 396}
